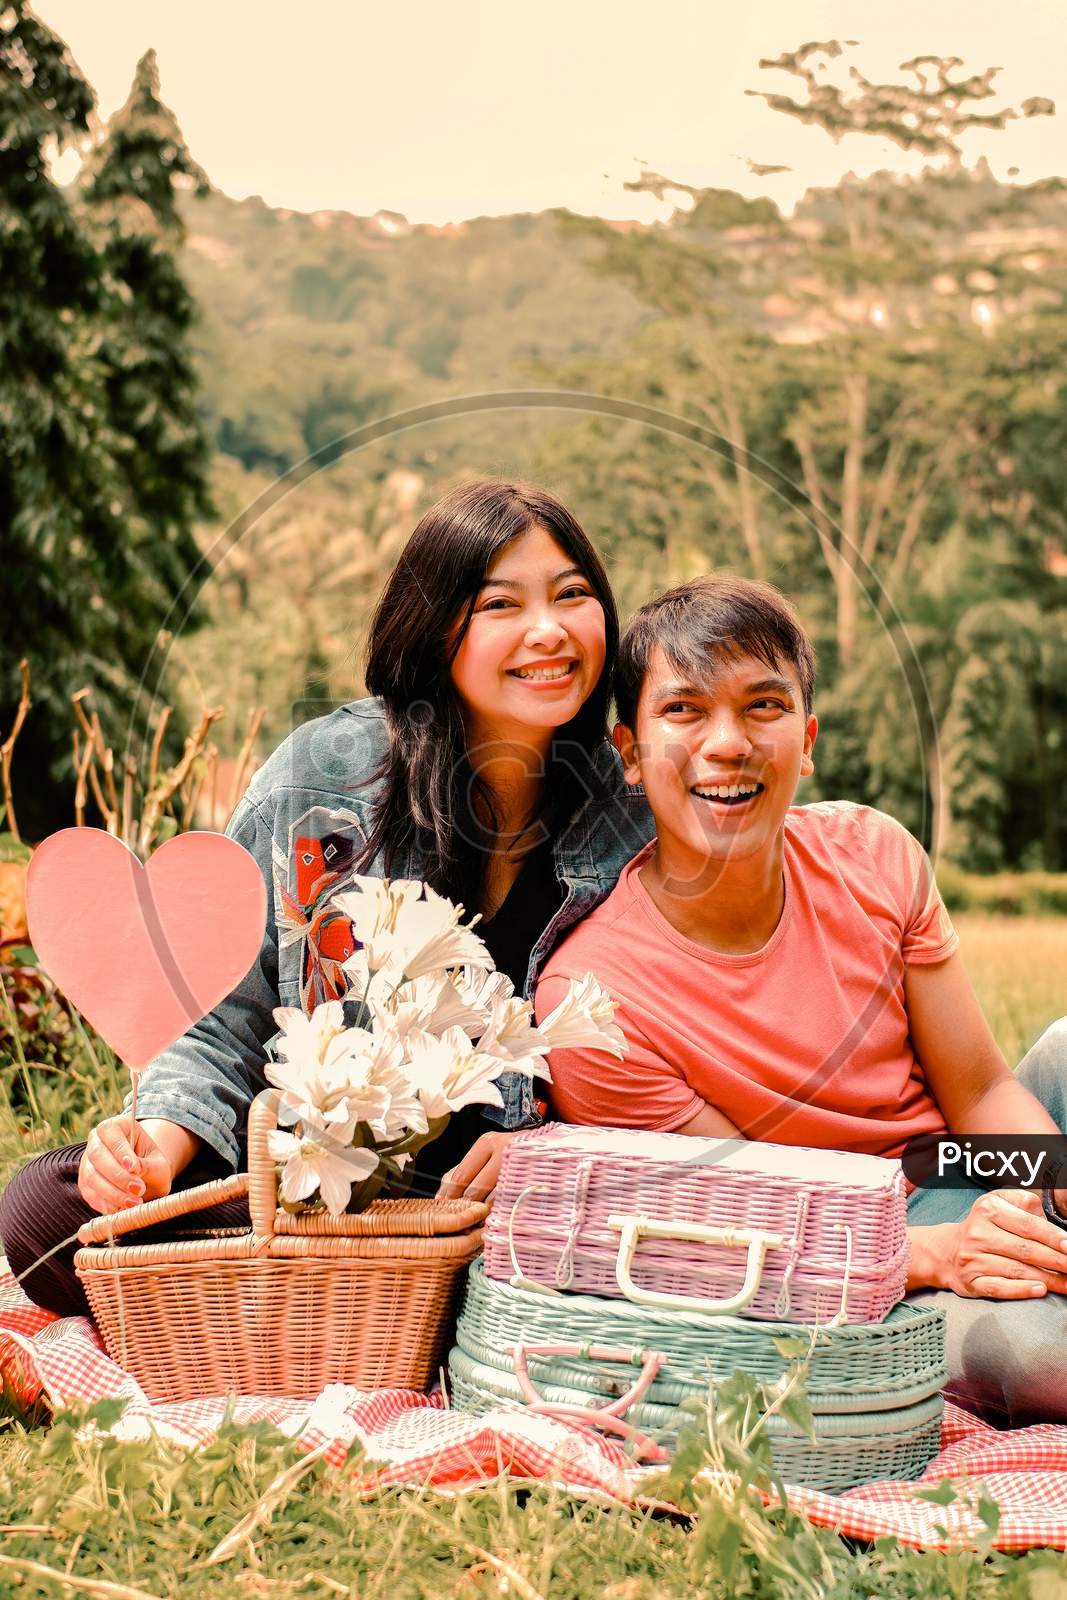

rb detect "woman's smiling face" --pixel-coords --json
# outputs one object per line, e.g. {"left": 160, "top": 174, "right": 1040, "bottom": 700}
{"left": 448, "top": 524, "right": 607, "bottom": 747}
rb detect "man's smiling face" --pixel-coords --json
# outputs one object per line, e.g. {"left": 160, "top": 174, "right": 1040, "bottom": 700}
{"left": 614, "top": 645, "right": 818, "bottom": 875}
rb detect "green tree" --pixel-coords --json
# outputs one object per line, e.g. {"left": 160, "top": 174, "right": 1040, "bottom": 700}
{"left": 0, "top": 15, "right": 214, "bottom": 838}
{"left": 78, "top": 47, "right": 213, "bottom": 655}
{"left": 0, "top": 3, "right": 122, "bottom": 837}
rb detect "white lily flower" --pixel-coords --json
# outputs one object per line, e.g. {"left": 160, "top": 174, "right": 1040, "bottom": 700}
{"left": 388, "top": 972, "right": 488, "bottom": 1037}
{"left": 404, "top": 1025, "right": 507, "bottom": 1118}
{"left": 267, "top": 1007, "right": 401, "bottom": 1132}
{"left": 479, "top": 993, "right": 549, "bottom": 1065}
{"left": 271, "top": 1002, "right": 348, "bottom": 1066}
{"left": 369, "top": 1056, "right": 429, "bottom": 1141}
{"left": 331, "top": 876, "right": 422, "bottom": 972}
{"left": 337, "top": 949, "right": 396, "bottom": 1006}
{"left": 268, "top": 1126, "right": 379, "bottom": 1215}
{"left": 389, "top": 886, "right": 493, "bottom": 982}
{"left": 537, "top": 973, "right": 627, "bottom": 1059}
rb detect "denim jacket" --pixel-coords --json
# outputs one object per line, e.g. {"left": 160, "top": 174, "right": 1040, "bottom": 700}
{"left": 131, "top": 698, "right": 654, "bottom": 1169}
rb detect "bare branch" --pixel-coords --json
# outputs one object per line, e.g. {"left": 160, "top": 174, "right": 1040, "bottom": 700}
{"left": 121, "top": 755, "right": 137, "bottom": 847}
{"left": 138, "top": 707, "right": 224, "bottom": 857}
{"left": 0, "top": 658, "right": 31, "bottom": 843}
{"left": 227, "top": 706, "right": 266, "bottom": 817}
{"left": 147, "top": 704, "right": 171, "bottom": 792}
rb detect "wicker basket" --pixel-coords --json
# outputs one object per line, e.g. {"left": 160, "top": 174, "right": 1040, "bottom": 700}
{"left": 456, "top": 1259, "right": 946, "bottom": 1415}
{"left": 74, "top": 1090, "right": 487, "bottom": 1403}
{"left": 484, "top": 1124, "right": 909, "bottom": 1323}
{"left": 446, "top": 1344, "right": 945, "bottom": 1492}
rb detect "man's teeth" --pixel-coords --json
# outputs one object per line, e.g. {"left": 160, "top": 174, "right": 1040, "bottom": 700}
{"left": 512, "top": 663, "right": 574, "bottom": 681}
{"left": 693, "top": 783, "right": 761, "bottom": 799}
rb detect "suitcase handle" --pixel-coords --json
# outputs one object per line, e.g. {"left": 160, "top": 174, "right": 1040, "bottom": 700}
{"left": 607, "top": 1213, "right": 785, "bottom": 1316}
{"left": 500, "top": 1342, "right": 669, "bottom": 1463}
{"left": 508, "top": 1341, "right": 664, "bottom": 1417}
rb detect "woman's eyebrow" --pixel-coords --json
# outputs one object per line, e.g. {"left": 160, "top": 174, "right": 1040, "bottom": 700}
{"left": 477, "top": 566, "right": 585, "bottom": 591}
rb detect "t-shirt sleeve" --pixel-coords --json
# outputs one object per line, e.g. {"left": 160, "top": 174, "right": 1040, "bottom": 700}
{"left": 534, "top": 973, "right": 705, "bottom": 1132}
{"left": 860, "top": 808, "right": 959, "bottom": 965}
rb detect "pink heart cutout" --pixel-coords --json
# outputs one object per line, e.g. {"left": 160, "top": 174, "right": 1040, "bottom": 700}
{"left": 26, "top": 829, "right": 268, "bottom": 1068}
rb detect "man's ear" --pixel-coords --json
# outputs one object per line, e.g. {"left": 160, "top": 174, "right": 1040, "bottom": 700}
{"left": 800, "top": 714, "right": 818, "bottom": 778}
{"left": 612, "top": 721, "right": 643, "bottom": 786}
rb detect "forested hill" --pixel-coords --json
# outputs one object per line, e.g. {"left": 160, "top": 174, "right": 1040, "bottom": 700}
{"left": 181, "top": 165, "right": 1067, "bottom": 479}
{"left": 179, "top": 193, "right": 651, "bottom": 475}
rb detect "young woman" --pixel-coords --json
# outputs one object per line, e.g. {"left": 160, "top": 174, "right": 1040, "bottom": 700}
{"left": 0, "top": 479, "right": 654, "bottom": 1315}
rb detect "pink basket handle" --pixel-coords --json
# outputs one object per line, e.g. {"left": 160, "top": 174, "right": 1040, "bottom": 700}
{"left": 508, "top": 1341, "right": 664, "bottom": 1418}
{"left": 517, "top": 1400, "right": 669, "bottom": 1464}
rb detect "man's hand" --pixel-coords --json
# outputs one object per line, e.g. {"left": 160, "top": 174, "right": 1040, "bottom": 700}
{"left": 908, "top": 1188, "right": 1067, "bottom": 1299}
{"left": 435, "top": 1130, "right": 519, "bottom": 1205}
{"left": 77, "top": 1115, "right": 196, "bottom": 1216}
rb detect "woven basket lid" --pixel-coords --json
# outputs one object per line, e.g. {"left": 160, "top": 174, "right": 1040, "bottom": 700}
{"left": 272, "top": 1196, "right": 488, "bottom": 1238}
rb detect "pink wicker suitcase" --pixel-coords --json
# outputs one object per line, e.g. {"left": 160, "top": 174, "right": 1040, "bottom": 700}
{"left": 483, "top": 1124, "right": 908, "bottom": 1324}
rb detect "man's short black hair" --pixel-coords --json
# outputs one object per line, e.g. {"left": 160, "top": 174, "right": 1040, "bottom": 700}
{"left": 614, "top": 574, "right": 817, "bottom": 729}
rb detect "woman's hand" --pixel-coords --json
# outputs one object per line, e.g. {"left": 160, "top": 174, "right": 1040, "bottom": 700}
{"left": 908, "top": 1188, "right": 1067, "bottom": 1299}
{"left": 435, "top": 1130, "right": 520, "bottom": 1205}
{"left": 77, "top": 1116, "right": 198, "bottom": 1216}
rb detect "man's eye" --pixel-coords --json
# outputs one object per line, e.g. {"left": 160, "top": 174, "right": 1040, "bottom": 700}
{"left": 749, "top": 699, "right": 787, "bottom": 712}
{"left": 662, "top": 702, "right": 698, "bottom": 716}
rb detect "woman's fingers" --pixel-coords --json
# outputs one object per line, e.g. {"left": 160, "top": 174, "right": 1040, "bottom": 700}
{"left": 975, "top": 1253, "right": 1067, "bottom": 1293}
{"left": 435, "top": 1132, "right": 507, "bottom": 1201}
{"left": 86, "top": 1126, "right": 145, "bottom": 1201}
{"left": 97, "top": 1117, "right": 142, "bottom": 1173}
{"left": 77, "top": 1154, "right": 140, "bottom": 1216}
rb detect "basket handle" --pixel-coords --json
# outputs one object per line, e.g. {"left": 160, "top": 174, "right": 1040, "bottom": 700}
{"left": 246, "top": 1087, "right": 282, "bottom": 1236}
{"left": 514, "top": 1400, "right": 669, "bottom": 1464}
{"left": 606, "top": 1213, "right": 784, "bottom": 1316}
{"left": 508, "top": 1341, "right": 663, "bottom": 1418}
{"left": 77, "top": 1171, "right": 249, "bottom": 1244}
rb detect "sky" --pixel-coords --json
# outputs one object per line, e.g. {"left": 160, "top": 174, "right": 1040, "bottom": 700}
{"left": 39, "top": 0, "right": 1067, "bottom": 224}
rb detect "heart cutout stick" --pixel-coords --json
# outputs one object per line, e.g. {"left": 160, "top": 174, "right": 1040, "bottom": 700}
{"left": 26, "top": 830, "right": 268, "bottom": 1107}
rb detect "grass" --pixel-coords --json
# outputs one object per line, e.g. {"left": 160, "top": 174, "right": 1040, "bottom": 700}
{"left": 954, "top": 914, "right": 1067, "bottom": 1067}
{"left": 0, "top": 914, "right": 1065, "bottom": 1597}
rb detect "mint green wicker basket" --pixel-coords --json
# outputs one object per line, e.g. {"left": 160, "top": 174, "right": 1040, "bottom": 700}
{"left": 456, "top": 1259, "right": 946, "bottom": 1415}
{"left": 446, "top": 1344, "right": 945, "bottom": 1493}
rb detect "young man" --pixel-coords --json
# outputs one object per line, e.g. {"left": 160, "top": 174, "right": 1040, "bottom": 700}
{"left": 535, "top": 575, "right": 1067, "bottom": 1427}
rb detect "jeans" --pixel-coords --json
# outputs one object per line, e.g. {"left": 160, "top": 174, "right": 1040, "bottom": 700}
{"left": 907, "top": 1016, "right": 1067, "bottom": 1427}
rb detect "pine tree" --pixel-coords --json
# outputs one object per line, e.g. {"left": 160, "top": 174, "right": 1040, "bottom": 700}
{"left": 0, "top": 3, "right": 129, "bottom": 837}
{"left": 78, "top": 48, "right": 213, "bottom": 670}
{"left": 0, "top": 21, "right": 214, "bottom": 838}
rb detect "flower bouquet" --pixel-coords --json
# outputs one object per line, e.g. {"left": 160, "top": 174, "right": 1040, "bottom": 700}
{"left": 265, "top": 874, "right": 625, "bottom": 1214}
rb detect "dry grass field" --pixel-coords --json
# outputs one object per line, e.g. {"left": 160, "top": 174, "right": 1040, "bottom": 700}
{"left": 955, "top": 914, "right": 1067, "bottom": 1066}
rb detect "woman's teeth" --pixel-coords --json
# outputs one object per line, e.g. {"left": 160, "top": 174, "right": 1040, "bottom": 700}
{"left": 509, "top": 662, "right": 576, "bottom": 681}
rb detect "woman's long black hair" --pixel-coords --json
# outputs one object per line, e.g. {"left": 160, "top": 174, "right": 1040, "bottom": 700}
{"left": 358, "top": 478, "right": 619, "bottom": 906}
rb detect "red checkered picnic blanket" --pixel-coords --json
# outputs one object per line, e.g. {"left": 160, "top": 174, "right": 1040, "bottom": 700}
{"left": 3, "top": 1265, "right": 1067, "bottom": 1551}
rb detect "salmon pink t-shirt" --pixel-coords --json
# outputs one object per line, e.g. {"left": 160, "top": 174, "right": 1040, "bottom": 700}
{"left": 535, "top": 802, "right": 958, "bottom": 1159}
